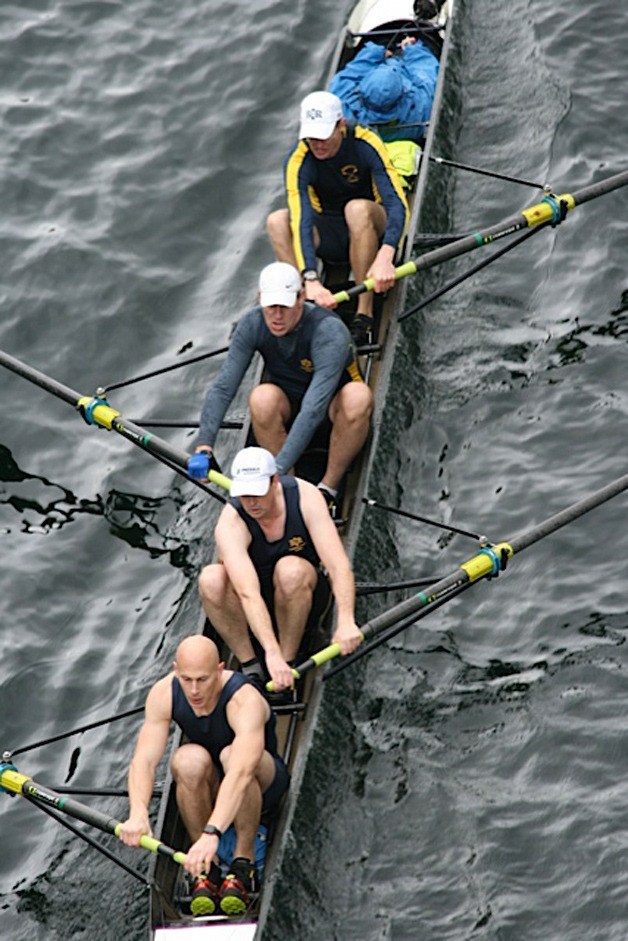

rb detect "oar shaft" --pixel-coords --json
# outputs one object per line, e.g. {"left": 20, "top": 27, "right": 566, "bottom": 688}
{"left": 0, "top": 768, "right": 186, "bottom": 865}
{"left": 0, "top": 349, "right": 79, "bottom": 407}
{"left": 293, "top": 465, "right": 628, "bottom": 681}
{"left": 508, "top": 472, "right": 628, "bottom": 555}
{"left": 570, "top": 167, "right": 628, "bottom": 207}
{"left": 0, "top": 350, "right": 231, "bottom": 492}
{"left": 333, "top": 167, "right": 628, "bottom": 304}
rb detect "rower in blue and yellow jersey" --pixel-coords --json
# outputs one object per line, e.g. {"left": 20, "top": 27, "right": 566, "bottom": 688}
{"left": 266, "top": 90, "right": 409, "bottom": 347}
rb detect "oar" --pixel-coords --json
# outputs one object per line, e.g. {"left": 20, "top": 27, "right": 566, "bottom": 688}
{"left": 267, "top": 470, "right": 628, "bottom": 689}
{"left": 0, "top": 350, "right": 231, "bottom": 493}
{"left": 332, "top": 167, "right": 628, "bottom": 304}
{"left": 0, "top": 763, "right": 186, "bottom": 866}
{"left": 99, "top": 345, "right": 229, "bottom": 395}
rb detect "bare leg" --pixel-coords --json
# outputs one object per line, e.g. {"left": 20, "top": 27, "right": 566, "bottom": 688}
{"left": 171, "top": 744, "right": 218, "bottom": 844}
{"left": 249, "top": 383, "right": 292, "bottom": 460}
{"left": 344, "top": 200, "right": 388, "bottom": 316}
{"left": 267, "top": 208, "right": 322, "bottom": 265}
{"left": 273, "top": 556, "right": 318, "bottom": 661}
{"left": 220, "top": 746, "right": 278, "bottom": 861}
{"left": 267, "top": 209, "right": 298, "bottom": 265}
{"left": 321, "top": 382, "right": 374, "bottom": 489}
{"left": 198, "top": 565, "right": 256, "bottom": 663}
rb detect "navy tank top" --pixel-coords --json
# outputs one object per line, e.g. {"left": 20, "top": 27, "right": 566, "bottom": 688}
{"left": 231, "top": 477, "right": 320, "bottom": 595}
{"left": 171, "top": 672, "right": 280, "bottom": 767}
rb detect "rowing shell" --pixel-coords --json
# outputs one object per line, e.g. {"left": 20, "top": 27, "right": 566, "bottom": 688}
{"left": 150, "top": 1, "right": 455, "bottom": 937}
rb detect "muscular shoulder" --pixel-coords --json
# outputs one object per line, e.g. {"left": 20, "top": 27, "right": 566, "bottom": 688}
{"left": 296, "top": 477, "right": 331, "bottom": 523}
{"left": 226, "top": 680, "right": 270, "bottom": 730}
{"left": 215, "top": 504, "right": 250, "bottom": 548}
{"left": 145, "top": 674, "right": 174, "bottom": 722}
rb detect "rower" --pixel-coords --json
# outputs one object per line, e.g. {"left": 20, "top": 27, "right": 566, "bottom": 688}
{"left": 119, "top": 635, "right": 288, "bottom": 917}
{"left": 198, "top": 446, "right": 362, "bottom": 692}
{"left": 265, "top": 90, "right": 409, "bottom": 346}
{"left": 189, "top": 261, "right": 373, "bottom": 518}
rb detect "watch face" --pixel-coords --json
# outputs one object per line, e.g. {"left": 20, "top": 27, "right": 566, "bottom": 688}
{"left": 303, "top": 271, "right": 318, "bottom": 281}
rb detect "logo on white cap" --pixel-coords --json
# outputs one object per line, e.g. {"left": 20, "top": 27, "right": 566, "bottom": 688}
{"left": 230, "top": 447, "right": 278, "bottom": 498}
{"left": 299, "top": 91, "right": 343, "bottom": 140}
{"left": 258, "top": 262, "right": 302, "bottom": 308}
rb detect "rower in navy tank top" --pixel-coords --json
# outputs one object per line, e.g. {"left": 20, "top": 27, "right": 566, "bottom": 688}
{"left": 199, "top": 447, "right": 363, "bottom": 692}
{"left": 230, "top": 476, "right": 321, "bottom": 599}
{"left": 171, "top": 671, "right": 282, "bottom": 769}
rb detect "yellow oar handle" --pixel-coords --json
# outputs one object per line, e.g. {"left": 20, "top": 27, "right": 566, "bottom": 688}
{"left": 265, "top": 667, "right": 301, "bottom": 694}
{"left": 332, "top": 262, "right": 418, "bottom": 304}
{"left": 208, "top": 469, "right": 232, "bottom": 491}
{"left": 265, "top": 633, "right": 366, "bottom": 692}
{"left": 112, "top": 823, "right": 187, "bottom": 864}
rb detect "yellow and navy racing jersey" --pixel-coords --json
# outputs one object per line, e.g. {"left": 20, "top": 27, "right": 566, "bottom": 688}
{"left": 285, "top": 122, "right": 409, "bottom": 273}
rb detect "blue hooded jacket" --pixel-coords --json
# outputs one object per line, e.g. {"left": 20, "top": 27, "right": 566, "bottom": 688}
{"left": 329, "top": 40, "right": 439, "bottom": 143}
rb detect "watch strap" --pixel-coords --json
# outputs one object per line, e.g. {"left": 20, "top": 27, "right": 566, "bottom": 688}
{"left": 202, "top": 824, "right": 223, "bottom": 839}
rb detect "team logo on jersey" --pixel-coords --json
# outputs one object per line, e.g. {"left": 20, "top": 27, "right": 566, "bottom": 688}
{"left": 341, "top": 164, "right": 359, "bottom": 184}
{"left": 289, "top": 536, "right": 306, "bottom": 553}
{"left": 300, "top": 358, "right": 314, "bottom": 373}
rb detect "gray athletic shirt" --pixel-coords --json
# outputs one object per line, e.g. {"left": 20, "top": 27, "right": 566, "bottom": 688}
{"left": 197, "top": 302, "right": 359, "bottom": 474}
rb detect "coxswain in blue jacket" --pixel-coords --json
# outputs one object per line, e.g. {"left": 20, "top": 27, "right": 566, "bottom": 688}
{"left": 266, "top": 90, "right": 409, "bottom": 345}
{"left": 329, "top": 38, "right": 439, "bottom": 144}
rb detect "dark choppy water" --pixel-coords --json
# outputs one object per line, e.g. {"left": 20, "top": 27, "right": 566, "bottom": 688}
{"left": 1, "top": 0, "right": 627, "bottom": 938}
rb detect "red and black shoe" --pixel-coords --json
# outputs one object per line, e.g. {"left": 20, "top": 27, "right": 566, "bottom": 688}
{"left": 190, "top": 864, "right": 221, "bottom": 917}
{"left": 219, "top": 856, "right": 257, "bottom": 916}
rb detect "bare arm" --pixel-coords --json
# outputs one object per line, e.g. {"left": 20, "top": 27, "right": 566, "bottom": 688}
{"left": 216, "top": 507, "right": 295, "bottom": 689}
{"left": 299, "top": 480, "right": 362, "bottom": 654}
{"left": 119, "top": 676, "right": 172, "bottom": 846}
{"left": 367, "top": 243, "right": 398, "bottom": 294}
{"left": 210, "top": 686, "right": 268, "bottom": 829}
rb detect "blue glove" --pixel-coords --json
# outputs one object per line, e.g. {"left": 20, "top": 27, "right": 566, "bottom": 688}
{"left": 187, "top": 451, "right": 210, "bottom": 480}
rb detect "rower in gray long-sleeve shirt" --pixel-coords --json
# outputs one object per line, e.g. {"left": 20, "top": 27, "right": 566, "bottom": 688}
{"left": 195, "top": 262, "right": 373, "bottom": 500}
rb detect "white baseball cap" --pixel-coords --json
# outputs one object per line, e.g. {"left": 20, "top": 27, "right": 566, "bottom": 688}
{"left": 299, "top": 91, "right": 343, "bottom": 140}
{"left": 258, "top": 262, "right": 302, "bottom": 308}
{"left": 230, "top": 447, "right": 278, "bottom": 497}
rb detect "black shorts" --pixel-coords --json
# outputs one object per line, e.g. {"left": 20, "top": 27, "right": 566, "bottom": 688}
{"left": 314, "top": 212, "right": 350, "bottom": 265}
{"left": 262, "top": 756, "right": 290, "bottom": 812}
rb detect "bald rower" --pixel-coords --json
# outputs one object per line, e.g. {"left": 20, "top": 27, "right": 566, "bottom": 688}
{"left": 119, "top": 635, "right": 289, "bottom": 918}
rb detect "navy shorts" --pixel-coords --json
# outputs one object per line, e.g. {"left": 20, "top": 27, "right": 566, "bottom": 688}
{"left": 314, "top": 212, "right": 350, "bottom": 265}
{"left": 262, "top": 756, "right": 290, "bottom": 812}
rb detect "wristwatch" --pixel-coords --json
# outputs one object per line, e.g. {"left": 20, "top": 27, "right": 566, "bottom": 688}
{"left": 302, "top": 269, "right": 319, "bottom": 282}
{"left": 203, "top": 824, "right": 223, "bottom": 839}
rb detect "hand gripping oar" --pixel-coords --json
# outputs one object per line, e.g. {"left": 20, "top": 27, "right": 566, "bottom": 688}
{"left": 266, "top": 541, "right": 513, "bottom": 691}
{"left": 268, "top": 470, "right": 628, "bottom": 689}
{"left": 0, "top": 350, "right": 232, "bottom": 495}
{"left": 0, "top": 762, "right": 186, "bottom": 866}
{"left": 332, "top": 167, "right": 628, "bottom": 305}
